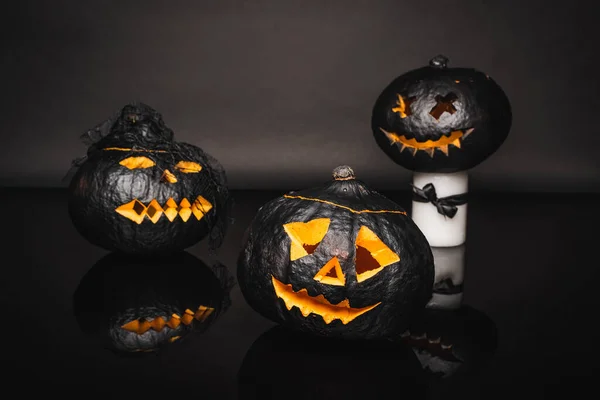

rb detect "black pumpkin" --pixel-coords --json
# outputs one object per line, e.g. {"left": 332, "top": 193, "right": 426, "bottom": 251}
{"left": 371, "top": 55, "right": 512, "bottom": 172}
{"left": 72, "top": 251, "right": 233, "bottom": 354}
{"left": 237, "top": 165, "right": 434, "bottom": 340}
{"left": 401, "top": 305, "right": 497, "bottom": 380}
{"left": 67, "top": 102, "right": 231, "bottom": 254}
{"left": 238, "top": 326, "right": 426, "bottom": 400}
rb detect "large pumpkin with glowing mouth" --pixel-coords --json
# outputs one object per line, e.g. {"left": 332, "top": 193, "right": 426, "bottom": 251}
{"left": 73, "top": 251, "right": 233, "bottom": 354}
{"left": 237, "top": 165, "right": 434, "bottom": 340}
{"left": 371, "top": 55, "right": 512, "bottom": 172}
{"left": 67, "top": 102, "right": 231, "bottom": 254}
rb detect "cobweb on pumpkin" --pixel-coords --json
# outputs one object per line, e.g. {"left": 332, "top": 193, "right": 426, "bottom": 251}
{"left": 166, "top": 140, "right": 234, "bottom": 253}
{"left": 62, "top": 103, "right": 234, "bottom": 252}
{"left": 206, "top": 260, "right": 236, "bottom": 322}
{"left": 61, "top": 104, "right": 129, "bottom": 182}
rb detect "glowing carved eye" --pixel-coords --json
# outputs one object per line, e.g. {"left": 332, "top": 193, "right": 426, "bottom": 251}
{"left": 174, "top": 161, "right": 203, "bottom": 173}
{"left": 355, "top": 226, "right": 400, "bottom": 283}
{"left": 283, "top": 218, "right": 330, "bottom": 261}
{"left": 392, "top": 94, "right": 416, "bottom": 118}
{"left": 119, "top": 156, "right": 156, "bottom": 170}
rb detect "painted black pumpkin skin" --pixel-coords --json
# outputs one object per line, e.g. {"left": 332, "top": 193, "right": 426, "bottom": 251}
{"left": 371, "top": 55, "right": 512, "bottom": 172}
{"left": 401, "top": 305, "right": 497, "bottom": 380}
{"left": 73, "top": 251, "right": 232, "bottom": 354}
{"left": 238, "top": 326, "right": 426, "bottom": 400}
{"left": 68, "top": 102, "right": 231, "bottom": 254}
{"left": 237, "top": 166, "right": 434, "bottom": 340}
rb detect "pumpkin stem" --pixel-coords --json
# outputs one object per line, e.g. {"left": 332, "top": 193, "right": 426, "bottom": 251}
{"left": 332, "top": 165, "right": 355, "bottom": 180}
{"left": 429, "top": 55, "right": 449, "bottom": 68}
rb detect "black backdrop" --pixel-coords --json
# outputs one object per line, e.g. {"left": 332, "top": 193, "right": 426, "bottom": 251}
{"left": 1, "top": 0, "right": 598, "bottom": 191}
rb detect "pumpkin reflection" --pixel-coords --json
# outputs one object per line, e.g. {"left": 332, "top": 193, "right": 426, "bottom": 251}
{"left": 238, "top": 326, "right": 426, "bottom": 400}
{"left": 401, "top": 305, "right": 497, "bottom": 380}
{"left": 72, "top": 251, "right": 233, "bottom": 355}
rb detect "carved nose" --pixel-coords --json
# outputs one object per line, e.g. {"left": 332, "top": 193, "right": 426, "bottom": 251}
{"left": 313, "top": 257, "right": 346, "bottom": 286}
{"left": 161, "top": 169, "right": 178, "bottom": 183}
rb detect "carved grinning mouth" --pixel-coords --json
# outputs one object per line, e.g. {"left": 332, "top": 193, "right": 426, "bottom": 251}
{"left": 271, "top": 276, "right": 380, "bottom": 324}
{"left": 115, "top": 196, "right": 213, "bottom": 224}
{"left": 401, "top": 330, "right": 458, "bottom": 361}
{"left": 379, "top": 127, "right": 474, "bottom": 157}
{"left": 120, "top": 305, "right": 215, "bottom": 334}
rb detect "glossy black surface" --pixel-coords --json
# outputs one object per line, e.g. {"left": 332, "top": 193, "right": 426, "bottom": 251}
{"left": 3, "top": 188, "right": 598, "bottom": 397}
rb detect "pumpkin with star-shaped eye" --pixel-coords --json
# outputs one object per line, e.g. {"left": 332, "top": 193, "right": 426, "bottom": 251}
{"left": 73, "top": 251, "right": 233, "bottom": 355}
{"left": 237, "top": 165, "right": 434, "bottom": 340}
{"left": 371, "top": 55, "right": 512, "bottom": 172}
{"left": 67, "top": 102, "right": 231, "bottom": 254}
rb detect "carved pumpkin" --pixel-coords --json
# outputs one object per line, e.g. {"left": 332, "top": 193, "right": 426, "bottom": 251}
{"left": 73, "top": 251, "right": 233, "bottom": 354}
{"left": 237, "top": 165, "right": 434, "bottom": 340}
{"left": 371, "top": 55, "right": 512, "bottom": 172}
{"left": 238, "top": 326, "right": 426, "bottom": 399}
{"left": 67, "top": 102, "right": 231, "bottom": 254}
{"left": 402, "top": 305, "right": 497, "bottom": 379}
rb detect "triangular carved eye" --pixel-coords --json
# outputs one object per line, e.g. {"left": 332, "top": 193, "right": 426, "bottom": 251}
{"left": 283, "top": 218, "right": 330, "bottom": 261}
{"left": 313, "top": 257, "right": 345, "bottom": 286}
{"left": 355, "top": 226, "right": 400, "bottom": 283}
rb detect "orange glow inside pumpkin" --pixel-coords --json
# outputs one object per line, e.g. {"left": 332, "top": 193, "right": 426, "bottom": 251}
{"left": 121, "top": 305, "right": 215, "bottom": 334}
{"left": 313, "top": 257, "right": 345, "bottom": 286}
{"left": 115, "top": 196, "right": 213, "bottom": 224}
{"left": 271, "top": 276, "right": 380, "bottom": 324}
{"left": 174, "top": 161, "right": 202, "bottom": 173}
{"left": 380, "top": 127, "right": 474, "bottom": 157}
{"left": 354, "top": 226, "right": 400, "bottom": 282}
{"left": 283, "top": 218, "right": 330, "bottom": 261}
{"left": 392, "top": 94, "right": 416, "bottom": 118}
{"left": 119, "top": 156, "right": 156, "bottom": 169}
{"left": 273, "top": 218, "right": 403, "bottom": 324}
{"left": 160, "top": 169, "right": 178, "bottom": 183}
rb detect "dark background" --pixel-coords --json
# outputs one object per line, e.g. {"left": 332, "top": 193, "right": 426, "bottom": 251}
{"left": 2, "top": 0, "right": 599, "bottom": 191}
{"left": 2, "top": 1, "right": 600, "bottom": 393}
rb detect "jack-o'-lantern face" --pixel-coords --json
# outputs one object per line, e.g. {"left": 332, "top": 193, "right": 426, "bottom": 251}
{"left": 238, "top": 166, "right": 434, "bottom": 340}
{"left": 107, "top": 148, "right": 213, "bottom": 225}
{"left": 371, "top": 55, "right": 512, "bottom": 172}
{"left": 271, "top": 218, "right": 401, "bottom": 324}
{"left": 67, "top": 102, "right": 230, "bottom": 254}
{"left": 73, "top": 251, "right": 232, "bottom": 354}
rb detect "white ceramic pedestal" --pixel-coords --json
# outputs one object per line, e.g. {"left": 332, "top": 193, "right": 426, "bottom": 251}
{"left": 411, "top": 171, "right": 468, "bottom": 247}
{"left": 426, "top": 244, "right": 465, "bottom": 310}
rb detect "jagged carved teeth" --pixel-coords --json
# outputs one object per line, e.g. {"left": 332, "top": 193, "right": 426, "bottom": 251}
{"left": 402, "top": 330, "right": 453, "bottom": 351}
{"left": 410, "top": 333, "right": 427, "bottom": 340}
{"left": 121, "top": 305, "right": 215, "bottom": 334}
{"left": 271, "top": 276, "right": 380, "bottom": 325}
{"left": 115, "top": 195, "right": 213, "bottom": 224}
{"left": 380, "top": 128, "right": 474, "bottom": 157}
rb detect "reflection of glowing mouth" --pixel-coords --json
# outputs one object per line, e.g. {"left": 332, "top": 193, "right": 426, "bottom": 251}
{"left": 379, "top": 128, "right": 474, "bottom": 157}
{"left": 115, "top": 196, "right": 213, "bottom": 224}
{"left": 121, "top": 305, "right": 215, "bottom": 334}
{"left": 271, "top": 276, "right": 380, "bottom": 324}
{"left": 401, "top": 330, "right": 458, "bottom": 361}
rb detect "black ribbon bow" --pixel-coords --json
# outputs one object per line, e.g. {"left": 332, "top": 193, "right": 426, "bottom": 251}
{"left": 411, "top": 183, "right": 468, "bottom": 219}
